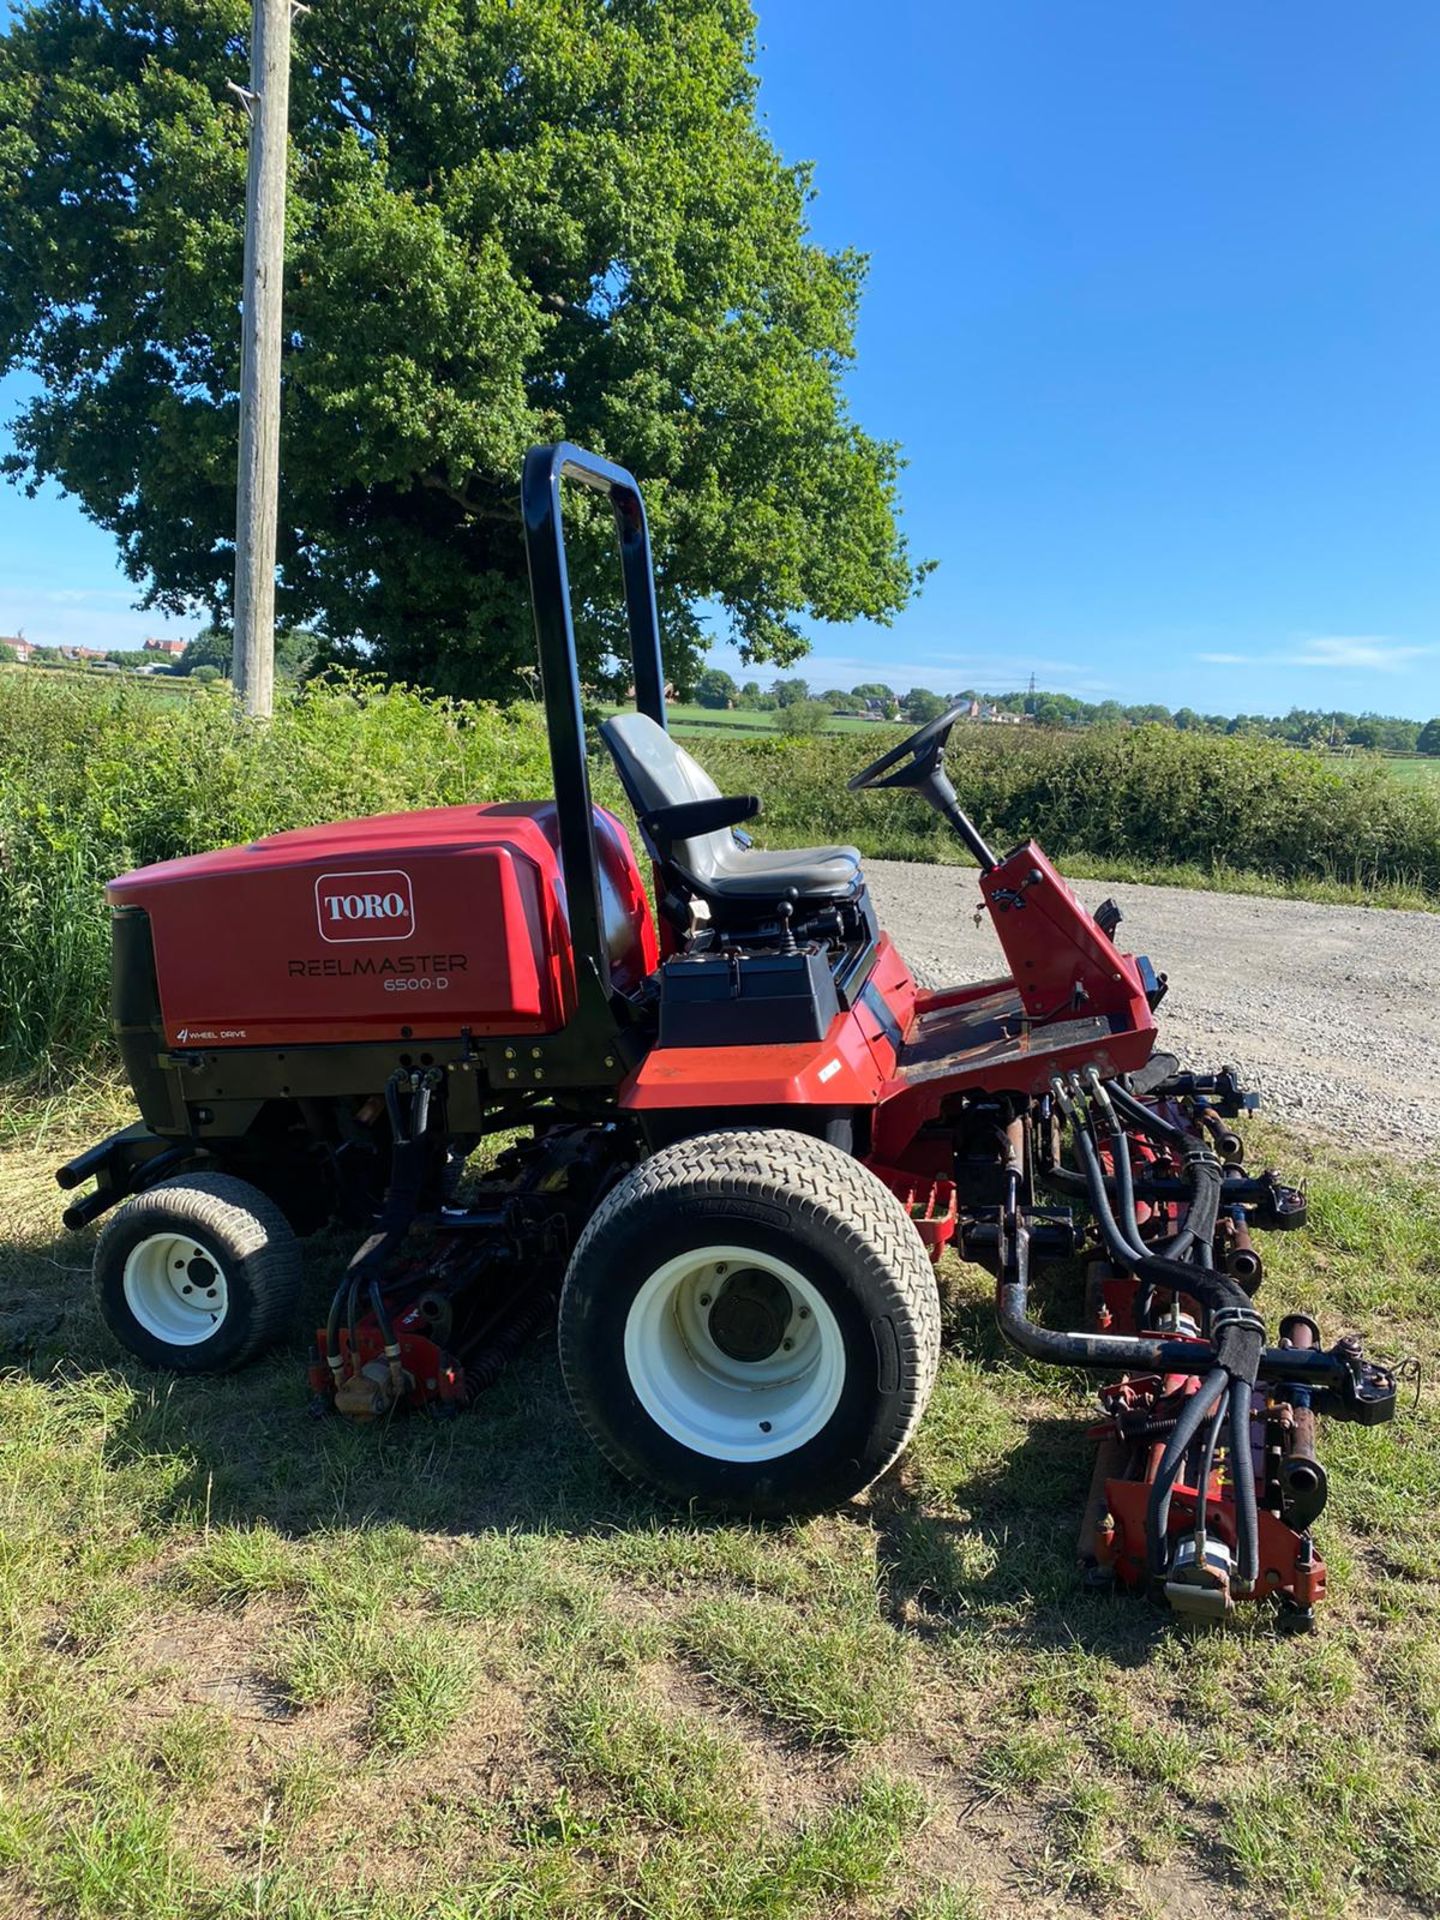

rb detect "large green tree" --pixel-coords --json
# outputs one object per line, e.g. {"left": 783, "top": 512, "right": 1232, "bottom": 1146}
{"left": 0, "top": 0, "right": 924, "bottom": 699}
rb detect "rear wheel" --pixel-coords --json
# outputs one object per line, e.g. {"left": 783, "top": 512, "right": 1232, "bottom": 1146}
{"left": 94, "top": 1173, "right": 301, "bottom": 1374}
{"left": 558, "top": 1129, "right": 941, "bottom": 1515}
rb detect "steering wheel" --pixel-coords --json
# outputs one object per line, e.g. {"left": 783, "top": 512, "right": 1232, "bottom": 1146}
{"left": 846, "top": 701, "right": 971, "bottom": 793}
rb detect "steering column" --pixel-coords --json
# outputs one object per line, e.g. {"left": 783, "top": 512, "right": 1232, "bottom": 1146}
{"left": 846, "top": 703, "right": 998, "bottom": 870}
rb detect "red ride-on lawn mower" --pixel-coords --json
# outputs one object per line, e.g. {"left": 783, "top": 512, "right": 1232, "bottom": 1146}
{"left": 58, "top": 446, "right": 1399, "bottom": 1624}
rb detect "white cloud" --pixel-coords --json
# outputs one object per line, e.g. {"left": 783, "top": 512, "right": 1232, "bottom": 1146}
{"left": 42, "top": 587, "right": 133, "bottom": 607}
{"left": 1289, "top": 636, "right": 1431, "bottom": 671}
{"left": 1200, "top": 636, "right": 1431, "bottom": 674}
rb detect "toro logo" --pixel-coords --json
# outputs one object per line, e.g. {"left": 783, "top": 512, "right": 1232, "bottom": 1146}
{"left": 315, "top": 869, "right": 416, "bottom": 943}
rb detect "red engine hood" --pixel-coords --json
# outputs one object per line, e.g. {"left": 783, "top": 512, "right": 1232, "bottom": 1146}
{"left": 108, "top": 801, "right": 656, "bottom": 1049}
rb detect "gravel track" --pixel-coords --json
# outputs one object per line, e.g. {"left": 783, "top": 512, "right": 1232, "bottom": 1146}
{"left": 865, "top": 858, "right": 1440, "bottom": 1155}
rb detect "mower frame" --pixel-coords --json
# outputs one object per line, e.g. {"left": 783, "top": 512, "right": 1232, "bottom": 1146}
{"left": 56, "top": 442, "right": 1400, "bottom": 1623}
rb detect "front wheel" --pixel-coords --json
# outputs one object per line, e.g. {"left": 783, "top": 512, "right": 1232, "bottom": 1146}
{"left": 558, "top": 1130, "right": 941, "bottom": 1516}
{"left": 93, "top": 1173, "right": 302, "bottom": 1374}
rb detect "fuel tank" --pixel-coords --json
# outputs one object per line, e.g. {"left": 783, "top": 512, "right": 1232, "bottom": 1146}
{"left": 107, "top": 802, "right": 656, "bottom": 1048}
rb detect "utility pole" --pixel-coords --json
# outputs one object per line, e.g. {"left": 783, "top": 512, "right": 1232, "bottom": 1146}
{"left": 232, "top": 0, "right": 300, "bottom": 719}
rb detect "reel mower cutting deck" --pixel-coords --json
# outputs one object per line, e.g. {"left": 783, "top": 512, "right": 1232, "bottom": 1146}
{"left": 58, "top": 444, "right": 1399, "bottom": 1623}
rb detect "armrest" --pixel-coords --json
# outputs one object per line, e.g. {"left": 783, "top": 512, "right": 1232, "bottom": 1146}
{"left": 639, "top": 794, "right": 761, "bottom": 847}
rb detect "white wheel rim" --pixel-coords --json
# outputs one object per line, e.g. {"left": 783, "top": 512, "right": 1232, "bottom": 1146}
{"left": 624, "top": 1245, "right": 845, "bottom": 1462}
{"left": 122, "top": 1232, "right": 230, "bottom": 1346}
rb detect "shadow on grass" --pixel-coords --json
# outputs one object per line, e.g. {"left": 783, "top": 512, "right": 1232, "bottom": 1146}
{"left": 2, "top": 1214, "right": 661, "bottom": 1541}
{"left": 4, "top": 1206, "right": 1167, "bottom": 1662}
{"left": 864, "top": 1276, "right": 1171, "bottom": 1666}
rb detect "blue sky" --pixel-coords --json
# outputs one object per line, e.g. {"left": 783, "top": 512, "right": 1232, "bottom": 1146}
{"left": 3, "top": 1, "right": 1439, "bottom": 717}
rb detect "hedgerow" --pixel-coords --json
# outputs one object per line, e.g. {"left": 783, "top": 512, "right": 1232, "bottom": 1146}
{"left": 2, "top": 672, "right": 1437, "bottom": 1079}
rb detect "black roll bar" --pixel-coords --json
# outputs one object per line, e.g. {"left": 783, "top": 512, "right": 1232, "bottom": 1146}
{"left": 520, "top": 442, "right": 667, "bottom": 1013}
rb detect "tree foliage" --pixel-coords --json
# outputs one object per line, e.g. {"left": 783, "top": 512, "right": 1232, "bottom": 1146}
{"left": 775, "top": 696, "right": 828, "bottom": 735}
{"left": 900, "top": 686, "right": 946, "bottom": 722}
{"left": 769, "top": 676, "right": 810, "bottom": 707}
{"left": 692, "top": 666, "right": 737, "bottom": 709}
{"left": 0, "top": 0, "right": 924, "bottom": 700}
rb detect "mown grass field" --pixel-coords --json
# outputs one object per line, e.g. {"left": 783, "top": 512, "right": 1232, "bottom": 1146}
{"left": 1383, "top": 755, "right": 1440, "bottom": 787}
{"left": 617, "top": 702, "right": 886, "bottom": 737}
{"left": 0, "top": 1091, "right": 1436, "bottom": 1919}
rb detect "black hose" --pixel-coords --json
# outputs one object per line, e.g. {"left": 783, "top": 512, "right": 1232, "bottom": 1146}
{"left": 1146, "top": 1367, "right": 1229, "bottom": 1584}
{"left": 368, "top": 1273, "right": 398, "bottom": 1355}
{"left": 324, "top": 1275, "right": 349, "bottom": 1376}
{"left": 1070, "top": 1116, "right": 1146, "bottom": 1266}
{"left": 1108, "top": 1080, "right": 1186, "bottom": 1142}
{"left": 1183, "top": 1147, "right": 1223, "bottom": 1262}
{"left": 1193, "top": 1381, "right": 1229, "bottom": 1550}
{"left": 345, "top": 1269, "right": 362, "bottom": 1362}
{"left": 1229, "top": 1379, "right": 1260, "bottom": 1589}
{"left": 1108, "top": 1117, "right": 1146, "bottom": 1256}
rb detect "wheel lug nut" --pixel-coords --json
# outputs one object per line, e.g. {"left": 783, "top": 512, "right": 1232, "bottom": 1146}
{"left": 699, "top": 1293, "right": 712, "bottom": 1307}
{"left": 182, "top": 1285, "right": 192, "bottom": 1295}
{"left": 798, "top": 1307, "right": 810, "bottom": 1320}
{"left": 782, "top": 1339, "right": 793, "bottom": 1351}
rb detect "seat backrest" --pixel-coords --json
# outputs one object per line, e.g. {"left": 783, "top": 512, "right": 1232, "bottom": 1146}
{"left": 599, "top": 712, "right": 735, "bottom": 889}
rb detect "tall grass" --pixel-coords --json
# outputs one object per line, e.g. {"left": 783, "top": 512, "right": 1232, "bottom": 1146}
{"left": 0, "top": 674, "right": 561, "bottom": 1079}
{"left": 3, "top": 672, "right": 1439, "bottom": 1080}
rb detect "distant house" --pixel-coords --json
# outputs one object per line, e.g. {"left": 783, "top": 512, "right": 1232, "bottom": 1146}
{"left": 143, "top": 636, "right": 188, "bottom": 658}
{"left": 58, "top": 645, "right": 108, "bottom": 662}
{"left": 1, "top": 635, "right": 32, "bottom": 662}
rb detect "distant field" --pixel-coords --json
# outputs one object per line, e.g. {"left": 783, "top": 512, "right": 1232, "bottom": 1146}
{"left": 611, "top": 702, "right": 888, "bottom": 737}
{"left": 1384, "top": 755, "right": 1440, "bottom": 786}
{"left": 0, "top": 662, "right": 196, "bottom": 706}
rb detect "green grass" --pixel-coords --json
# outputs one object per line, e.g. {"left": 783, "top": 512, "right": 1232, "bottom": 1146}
{"left": 1384, "top": 754, "right": 1440, "bottom": 786}
{"left": 618, "top": 700, "right": 885, "bottom": 737}
{"left": 0, "top": 1097, "right": 1436, "bottom": 1917}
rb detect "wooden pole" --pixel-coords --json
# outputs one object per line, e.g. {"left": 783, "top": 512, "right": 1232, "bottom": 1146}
{"left": 232, "top": 0, "right": 295, "bottom": 719}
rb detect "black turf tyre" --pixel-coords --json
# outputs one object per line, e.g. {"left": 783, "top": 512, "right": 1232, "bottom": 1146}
{"left": 93, "top": 1173, "right": 302, "bottom": 1374}
{"left": 558, "top": 1128, "right": 942, "bottom": 1516}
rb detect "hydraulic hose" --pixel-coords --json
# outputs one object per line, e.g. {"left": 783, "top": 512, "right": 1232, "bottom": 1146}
{"left": 1228, "top": 1379, "right": 1260, "bottom": 1590}
{"left": 324, "top": 1275, "right": 350, "bottom": 1385}
{"left": 1146, "top": 1367, "right": 1229, "bottom": 1585}
{"left": 1193, "top": 1380, "right": 1230, "bottom": 1557}
{"left": 1069, "top": 1108, "right": 1146, "bottom": 1266}
{"left": 1182, "top": 1145, "right": 1223, "bottom": 1262}
{"left": 995, "top": 1205, "right": 1349, "bottom": 1385}
{"left": 1107, "top": 1112, "right": 1146, "bottom": 1257}
{"left": 1108, "top": 1080, "right": 1186, "bottom": 1142}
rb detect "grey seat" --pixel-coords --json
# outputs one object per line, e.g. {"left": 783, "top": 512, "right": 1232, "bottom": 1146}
{"left": 600, "top": 712, "right": 863, "bottom": 902}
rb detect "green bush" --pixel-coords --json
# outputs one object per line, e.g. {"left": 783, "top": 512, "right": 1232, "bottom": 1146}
{"left": 697, "top": 724, "right": 1440, "bottom": 895}
{"left": 775, "top": 699, "right": 831, "bottom": 736}
{"left": 2, "top": 674, "right": 1438, "bottom": 1081}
